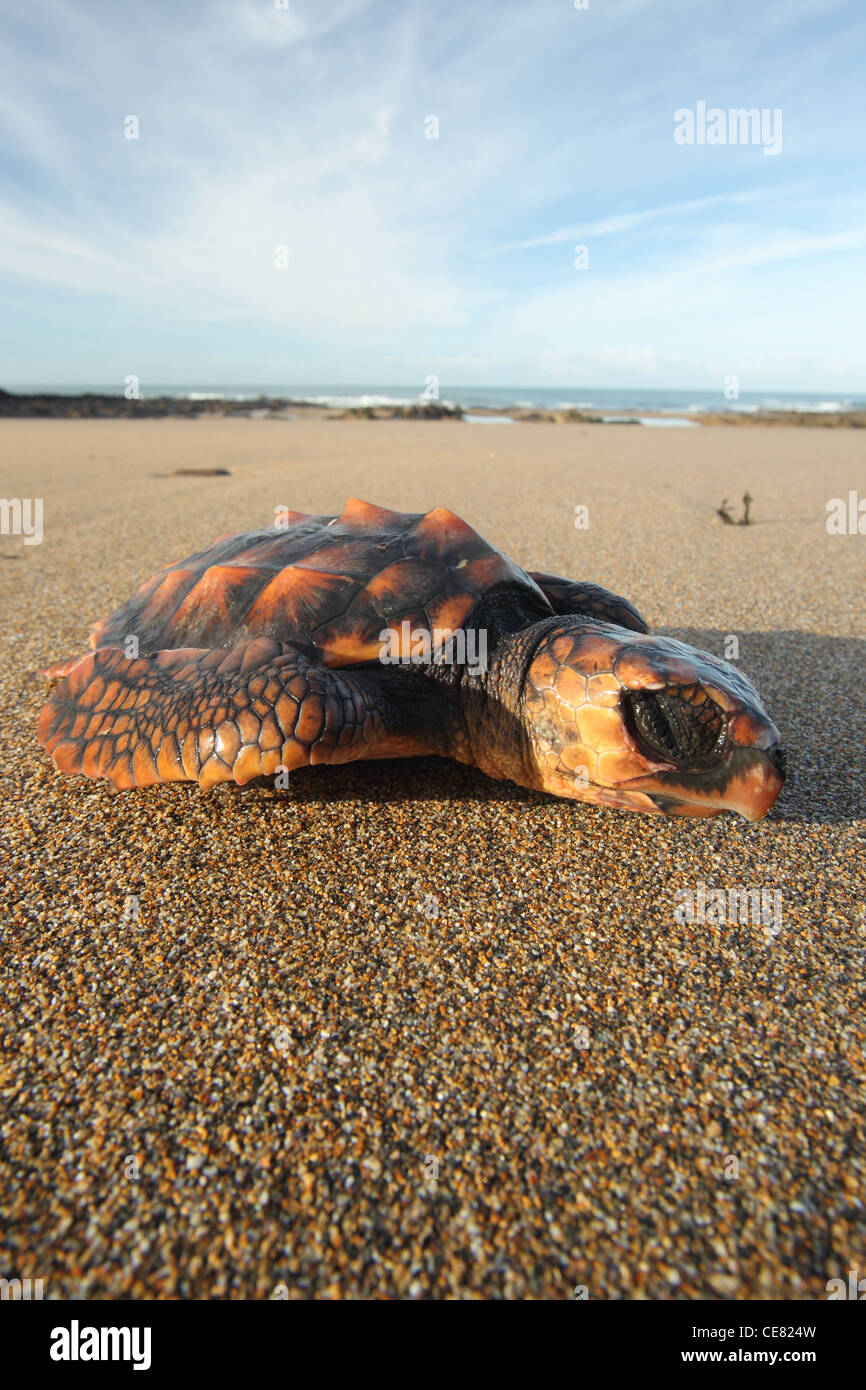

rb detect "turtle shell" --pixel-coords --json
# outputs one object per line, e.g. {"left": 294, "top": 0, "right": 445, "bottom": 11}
{"left": 90, "top": 498, "right": 549, "bottom": 668}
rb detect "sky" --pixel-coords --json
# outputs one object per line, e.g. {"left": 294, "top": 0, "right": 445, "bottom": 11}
{"left": 0, "top": 0, "right": 864, "bottom": 390}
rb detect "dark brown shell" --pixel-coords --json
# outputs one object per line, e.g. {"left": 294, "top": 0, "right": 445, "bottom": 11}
{"left": 90, "top": 498, "right": 548, "bottom": 667}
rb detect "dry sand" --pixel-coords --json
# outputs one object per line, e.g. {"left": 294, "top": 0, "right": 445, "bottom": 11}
{"left": 1, "top": 416, "right": 864, "bottom": 1299}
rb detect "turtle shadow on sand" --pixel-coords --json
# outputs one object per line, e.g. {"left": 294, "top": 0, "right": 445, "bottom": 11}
{"left": 226, "top": 628, "right": 864, "bottom": 829}
{"left": 229, "top": 747, "right": 533, "bottom": 815}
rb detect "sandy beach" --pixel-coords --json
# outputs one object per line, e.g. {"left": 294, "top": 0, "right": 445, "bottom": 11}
{"left": 1, "top": 416, "right": 863, "bottom": 1299}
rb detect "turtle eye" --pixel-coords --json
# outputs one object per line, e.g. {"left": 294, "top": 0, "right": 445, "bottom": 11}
{"left": 624, "top": 686, "right": 725, "bottom": 765}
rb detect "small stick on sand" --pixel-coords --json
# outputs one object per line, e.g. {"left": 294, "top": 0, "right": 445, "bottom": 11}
{"left": 171, "top": 467, "right": 232, "bottom": 476}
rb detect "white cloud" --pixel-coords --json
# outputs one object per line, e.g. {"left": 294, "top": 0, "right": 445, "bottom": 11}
{"left": 483, "top": 186, "right": 810, "bottom": 254}
{"left": 0, "top": 0, "right": 864, "bottom": 386}
{"left": 355, "top": 106, "right": 397, "bottom": 164}
{"left": 666, "top": 226, "right": 866, "bottom": 278}
{"left": 218, "top": 0, "right": 374, "bottom": 49}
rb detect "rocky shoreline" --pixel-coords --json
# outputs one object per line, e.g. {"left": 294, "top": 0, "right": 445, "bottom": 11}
{"left": 1, "top": 387, "right": 863, "bottom": 427}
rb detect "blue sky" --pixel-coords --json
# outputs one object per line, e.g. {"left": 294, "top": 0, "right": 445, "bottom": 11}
{"left": 1, "top": 0, "right": 864, "bottom": 389}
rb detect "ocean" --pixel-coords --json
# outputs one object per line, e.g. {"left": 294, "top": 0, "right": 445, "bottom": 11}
{"left": 7, "top": 383, "right": 864, "bottom": 415}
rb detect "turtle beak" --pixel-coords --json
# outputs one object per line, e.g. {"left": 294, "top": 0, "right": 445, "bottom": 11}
{"left": 722, "top": 743, "right": 786, "bottom": 821}
{"left": 639, "top": 739, "right": 786, "bottom": 820}
{"left": 723, "top": 711, "right": 786, "bottom": 820}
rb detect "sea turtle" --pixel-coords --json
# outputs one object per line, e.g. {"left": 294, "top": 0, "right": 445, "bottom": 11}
{"left": 38, "top": 498, "right": 785, "bottom": 818}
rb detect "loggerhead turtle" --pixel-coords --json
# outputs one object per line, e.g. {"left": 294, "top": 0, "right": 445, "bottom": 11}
{"left": 38, "top": 499, "right": 785, "bottom": 819}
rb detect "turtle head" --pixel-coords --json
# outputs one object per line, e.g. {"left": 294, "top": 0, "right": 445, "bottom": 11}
{"left": 521, "top": 620, "right": 785, "bottom": 819}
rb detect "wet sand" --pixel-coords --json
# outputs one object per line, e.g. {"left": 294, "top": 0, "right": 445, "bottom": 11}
{"left": 1, "top": 417, "right": 864, "bottom": 1298}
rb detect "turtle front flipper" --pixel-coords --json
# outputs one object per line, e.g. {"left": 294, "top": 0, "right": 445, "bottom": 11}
{"left": 528, "top": 571, "right": 648, "bottom": 634}
{"left": 38, "top": 638, "right": 397, "bottom": 791}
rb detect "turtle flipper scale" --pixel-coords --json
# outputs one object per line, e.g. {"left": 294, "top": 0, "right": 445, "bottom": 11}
{"left": 38, "top": 638, "right": 393, "bottom": 792}
{"left": 527, "top": 571, "right": 648, "bottom": 634}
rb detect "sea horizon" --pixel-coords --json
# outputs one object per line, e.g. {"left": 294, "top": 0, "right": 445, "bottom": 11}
{"left": 3, "top": 382, "right": 865, "bottom": 415}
